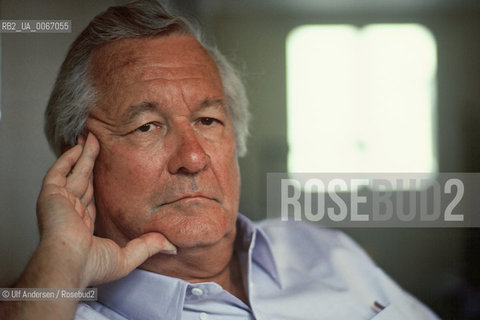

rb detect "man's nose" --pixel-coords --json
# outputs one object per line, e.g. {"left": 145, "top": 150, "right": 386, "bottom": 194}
{"left": 167, "top": 126, "right": 210, "bottom": 174}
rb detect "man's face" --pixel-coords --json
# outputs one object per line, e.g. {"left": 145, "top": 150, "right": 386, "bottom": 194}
{"left": 86, "top": 35, "right": 240, "bottom": 249}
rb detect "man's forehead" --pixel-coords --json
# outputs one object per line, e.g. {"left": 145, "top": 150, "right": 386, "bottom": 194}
{"left": 89, "top": 35, "right": 217, "bottom": 82}
{"left": 87, "top": 34, "right": 226, "bottom": 121}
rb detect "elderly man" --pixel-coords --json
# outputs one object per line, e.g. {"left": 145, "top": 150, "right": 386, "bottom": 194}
{"left": 0, "top": 1, "right": 439, "bottom": 319}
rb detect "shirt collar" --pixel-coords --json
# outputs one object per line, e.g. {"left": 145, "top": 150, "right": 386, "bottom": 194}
{"left": 236, "top": 213, "right": 282, "bottom": 287}
{"left": 96, "top": 213, "right": 282, "bottom": 319}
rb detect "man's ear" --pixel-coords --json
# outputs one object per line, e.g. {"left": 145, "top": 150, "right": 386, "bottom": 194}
{"left": 60, "top": 133, "right": 85, "bottom": 154}
{"left": 61, "top": 143, "right": 74, "bottom": 154}
{"left": 62, "top": 129, "right": 90, "bottom": 154}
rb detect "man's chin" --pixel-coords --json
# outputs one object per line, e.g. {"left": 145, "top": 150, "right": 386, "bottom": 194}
{"left": 146, "top": 208, "right": 237, "bottom": 249}
{"left": 169, "top": 217, "right": 235, "bottom": 249}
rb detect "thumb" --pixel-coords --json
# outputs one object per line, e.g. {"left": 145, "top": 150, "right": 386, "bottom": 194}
{"left": 87, "top": 233, "right": 177, "bottom": 287}
{"left": 122, "top": 233, "right": 177, "bottom": 273}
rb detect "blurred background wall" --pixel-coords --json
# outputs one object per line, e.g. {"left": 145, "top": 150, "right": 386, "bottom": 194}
{"left": 1, "top": 0, "right": 479, "bottom": 318}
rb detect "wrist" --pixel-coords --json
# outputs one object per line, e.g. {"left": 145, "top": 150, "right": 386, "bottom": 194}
{"left": 19, "top": 239, "right": 86, "bottom": 289}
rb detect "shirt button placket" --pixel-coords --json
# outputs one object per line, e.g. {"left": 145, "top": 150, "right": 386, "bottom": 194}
{"left": 199, "top": 312, "right": 208, "bottom": 320}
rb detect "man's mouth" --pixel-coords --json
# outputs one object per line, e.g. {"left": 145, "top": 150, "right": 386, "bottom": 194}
{"left": 161, "top": 193, "right": 216, "bottom": 206}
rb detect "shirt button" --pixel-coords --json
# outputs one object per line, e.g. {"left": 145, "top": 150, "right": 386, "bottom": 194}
{"left": 199, "top": 312, "right": 208, "bottom": 320}
{"left": 192, "top": 288, "right": 204, "bottom": 296}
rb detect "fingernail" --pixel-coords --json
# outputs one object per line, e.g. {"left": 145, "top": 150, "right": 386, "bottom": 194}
{"left": 160, "top": 242, "right": 177, "bottom": 255}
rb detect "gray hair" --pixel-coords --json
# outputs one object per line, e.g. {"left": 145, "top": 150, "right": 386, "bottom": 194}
{"left": 45, "top": 0, "right": 250, "bottom": 157}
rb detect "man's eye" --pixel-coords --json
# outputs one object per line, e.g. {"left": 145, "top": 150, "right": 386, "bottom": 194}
{"left": 199, "top": 117, "right": 218, "bottom": 126}
{"left": 135, "top": 123, "right": 157, "bottom": 133}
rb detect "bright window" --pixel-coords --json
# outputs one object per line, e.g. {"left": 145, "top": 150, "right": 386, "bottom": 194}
{"left": 286, "top": 24, "right": 437, "bottom": 175}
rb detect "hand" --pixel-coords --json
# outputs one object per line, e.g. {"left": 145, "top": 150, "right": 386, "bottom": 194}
{"left": 0, "top": 133, "right": 177, "bottom": 320}
{"left": 36, "top": 132, "right": 177, "bottom": 288}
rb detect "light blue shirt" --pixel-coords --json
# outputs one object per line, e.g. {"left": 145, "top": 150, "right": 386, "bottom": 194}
{"left": 75, "top": 214, "right": 439, "bottom": 319}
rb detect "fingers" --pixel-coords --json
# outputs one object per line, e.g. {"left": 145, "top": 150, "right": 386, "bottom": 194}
{"left": 43, "top": 133, "right": 100, "bottom": 192}
{"left": 43, "top": 145, "right": 83, "bottom": 187}
{"left": 81, "top": 175, "right": 94, "bottom": 207}
{"left": 82, "top": 175, "right": 96, "bottom": 230}
{"left": 66, "top": 133, "right": 100, "bottom": 197}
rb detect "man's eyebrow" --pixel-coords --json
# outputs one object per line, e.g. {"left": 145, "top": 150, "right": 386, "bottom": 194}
{"left": 121, "top": 101, "right": 159, "bottom": 123}
{"left": 199, "top": 98, "right": 227, "bottom": 111}
{"left": 120, "top": 98, "right": 226, "bottom": 124}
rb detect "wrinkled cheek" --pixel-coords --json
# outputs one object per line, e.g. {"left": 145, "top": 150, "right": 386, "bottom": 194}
{"left": 227, "top": 152, "right": 241, "bottom": 200}
{"left": 95, "top": 143, "right": 153, "bottom": 194}
{"left": 93, "top": 143, "right": 158, "bottom": 233}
